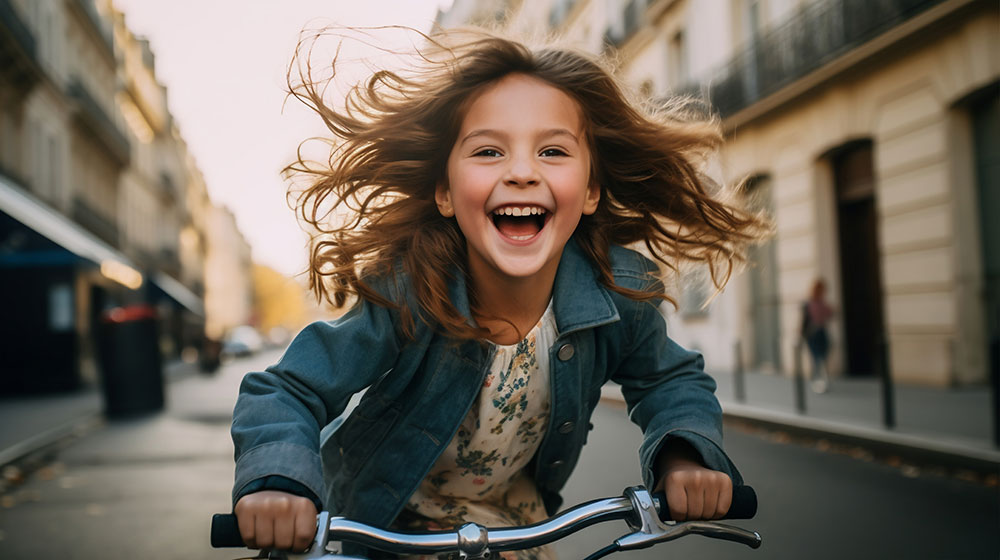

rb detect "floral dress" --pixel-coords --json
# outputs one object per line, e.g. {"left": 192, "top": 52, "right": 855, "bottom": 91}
{"left": 394, "top": 303, "right": 557, "bottom": 560}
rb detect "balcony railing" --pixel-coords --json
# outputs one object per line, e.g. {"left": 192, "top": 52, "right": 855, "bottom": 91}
{"left": 0, "top": 0, "right": 41, "bottom": 91}
{"left": 72, "top": 197, "right": 118, "bottom": 247}
{"left": 67, "top": 78, "right": 131, "bottom": 166}
{"left": 72, "top": 0, "right": 114, "bottom": 61}
{"left": 696, "top": 0, "right": 948, "bottom": 119}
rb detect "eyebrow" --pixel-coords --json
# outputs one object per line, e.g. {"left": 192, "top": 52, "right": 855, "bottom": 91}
{"left": 460, "top": 128, "right": 580, "bottom": 145}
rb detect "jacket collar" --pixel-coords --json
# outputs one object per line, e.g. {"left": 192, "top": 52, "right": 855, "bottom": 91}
{"left": 445, "top": 236, "right": 620, "bottom": 339}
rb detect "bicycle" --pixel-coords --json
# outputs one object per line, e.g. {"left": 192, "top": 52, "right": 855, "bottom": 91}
{"left": 211, "top": 484, "right": 760, "bottom": 559}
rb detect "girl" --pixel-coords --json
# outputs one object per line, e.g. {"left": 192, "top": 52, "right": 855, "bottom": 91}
{"left": 230, "top": 28, "right": 765, "bottom": 559}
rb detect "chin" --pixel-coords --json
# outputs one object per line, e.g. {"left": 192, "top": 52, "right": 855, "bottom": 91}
{"left": 491, "top": 256, "right": 553, "bottom": 280}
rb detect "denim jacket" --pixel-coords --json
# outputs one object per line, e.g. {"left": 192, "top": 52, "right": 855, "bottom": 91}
{"left": 231, "top": 238, "right": 742, "bottom": 529}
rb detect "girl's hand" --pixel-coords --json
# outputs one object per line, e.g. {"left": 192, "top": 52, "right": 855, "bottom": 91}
{"left": 234, "top": 490, "right": 318, "bottom": 552}
{"left": 654, "top": 440, "right": 733, "bottom": 521}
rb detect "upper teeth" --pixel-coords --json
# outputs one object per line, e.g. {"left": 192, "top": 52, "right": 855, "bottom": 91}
{"left": 493, "top": 206, "right": 546, "bottom": 217}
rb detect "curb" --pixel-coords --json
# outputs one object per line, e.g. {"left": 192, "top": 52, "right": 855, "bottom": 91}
{"left": 0, "top": 412, "right": 103, "bottom": 469}
{"left": 598, "top": 385, "right": 1000, "bottom": 473}
{"left": 0, "top": 359, "right": 193, "bottom": 470}
{"left": 720, "top": 401, "right": 1000, "bottom": 474}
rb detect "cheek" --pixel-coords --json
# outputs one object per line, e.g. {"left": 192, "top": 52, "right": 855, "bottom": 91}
{"left": 448, "top": 167, "right": 494, "bottom": 209}
{"left": 552, "top": 168, "right": 593, "bottom": 208}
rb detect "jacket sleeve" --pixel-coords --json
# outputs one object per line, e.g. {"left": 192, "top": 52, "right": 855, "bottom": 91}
{"left": 610, "top": 298, "right": 743, "bottom": 491}
{"left": 230, "top": 296, "right": 402, "bottom": 507}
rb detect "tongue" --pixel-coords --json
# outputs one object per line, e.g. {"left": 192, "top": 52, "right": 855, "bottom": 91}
{"left": 495, "top": 215, "right": 541, "bottom": 239}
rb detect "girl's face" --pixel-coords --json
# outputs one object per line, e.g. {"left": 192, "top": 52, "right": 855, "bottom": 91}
{"left": 436, "top": 73, "right": 600, "bottom": 286}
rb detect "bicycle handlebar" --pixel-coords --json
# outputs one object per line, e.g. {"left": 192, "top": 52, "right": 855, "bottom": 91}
{"left": 211, "top": 485, "right": 758, "bottom": 555}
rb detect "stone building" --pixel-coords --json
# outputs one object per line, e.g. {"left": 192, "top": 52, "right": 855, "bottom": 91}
{"left": 112, "top": 10, "right": 207, "bottom": 360}
{"left": 0, "top": 0, "right": 247, "bottom": 393}
{"left": 437, "top": 0, "right": 999, "bottom": 386}
{"left": 0, "top": 0, "right": 136, "bottom": 392}
{"left": 204, "top": 205, "right": 253, "bottom": 342}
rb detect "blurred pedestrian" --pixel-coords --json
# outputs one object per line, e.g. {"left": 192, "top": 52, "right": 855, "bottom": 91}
{"left": 801, "top": 279, "right": 835, "bottom": 393}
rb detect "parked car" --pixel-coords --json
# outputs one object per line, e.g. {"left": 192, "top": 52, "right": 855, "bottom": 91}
{"left": 221, "top": 326, "right": 264, "bottom": 359}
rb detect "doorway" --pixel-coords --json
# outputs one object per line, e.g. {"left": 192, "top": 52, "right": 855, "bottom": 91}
{"left": 745, "top": 176, "right": 781, "bottom": 372}
{"left": 833, "top": 141, "right": 884, "bottom": 376}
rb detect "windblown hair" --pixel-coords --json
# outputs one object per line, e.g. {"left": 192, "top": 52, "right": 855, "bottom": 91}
{"left": 286, "top": 27, "right": 768, "bottom": 340}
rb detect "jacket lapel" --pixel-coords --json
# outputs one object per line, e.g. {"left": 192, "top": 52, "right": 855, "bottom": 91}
{"left": 551, "top": 238, "right": 620, "bottom": 336}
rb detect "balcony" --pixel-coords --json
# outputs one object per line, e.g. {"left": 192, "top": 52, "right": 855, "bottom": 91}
{"left": 0, "top": 0, "right": 42, "bottom": 93}
{"left": 67, "top": 78, "right": 131, "bottom": 167}
{"left": 72, "top": 196, "right": 118, "bottom": 248}
{"left": 70, "top": 0, "right": 114, "bottom": 62}
{"left": 697, "top": 0, "right": 949, "bottom": 120}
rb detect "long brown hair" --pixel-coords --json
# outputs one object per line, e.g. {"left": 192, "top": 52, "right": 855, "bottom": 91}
{"left": 286, "top": 27, "right": 767, "bottom": 340}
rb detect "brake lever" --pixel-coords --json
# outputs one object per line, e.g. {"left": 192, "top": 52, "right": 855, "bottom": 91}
{"left": 617, "top": 487, "right": 762, "bottom": 551}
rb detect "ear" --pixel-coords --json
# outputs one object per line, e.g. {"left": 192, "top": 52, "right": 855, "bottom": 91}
{"left": 435, "top": 182, "right": 455, "bottom": 217}
{"left": 582, "top": 181, "right": 601, "bottom": 215}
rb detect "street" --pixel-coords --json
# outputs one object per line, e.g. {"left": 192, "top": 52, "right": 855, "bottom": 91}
{"left": 0, "top": 351, "right": 996, "bottom": 559}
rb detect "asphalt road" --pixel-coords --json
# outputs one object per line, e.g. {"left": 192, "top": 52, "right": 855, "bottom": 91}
{"left": 556, "top": 402, "right": 999, "bottom": 559}
{"left": 0, "top": 351, "right": 996, "bottom": 559}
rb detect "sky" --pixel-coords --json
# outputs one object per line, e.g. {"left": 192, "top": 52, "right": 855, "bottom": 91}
{"left": 113, "top": 0, "right": 455, "bottom": 276}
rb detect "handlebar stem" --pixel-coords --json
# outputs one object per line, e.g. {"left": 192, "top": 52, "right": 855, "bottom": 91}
{"left": 456, "top": 523, "right": 490, "bottom": 559}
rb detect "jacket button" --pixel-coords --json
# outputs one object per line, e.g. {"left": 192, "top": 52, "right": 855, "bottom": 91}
{"left": 548, "top": 460, "right": 565, "bottom": 469}
{"left": 557, "top": 343, "right": 575, "bottom": 361}
{"left": 558, "top": 421, "right": 575, "bottom": 434}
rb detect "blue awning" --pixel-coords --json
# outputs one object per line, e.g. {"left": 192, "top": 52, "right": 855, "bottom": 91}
{"left": 0, "top": 173, "right": 140, "bottom": 284}
{"left": 1, "top": 174, "right": 205, "bottom": 317}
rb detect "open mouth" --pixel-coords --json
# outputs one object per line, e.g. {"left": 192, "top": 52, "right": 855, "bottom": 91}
{"left": 490, "top": 205, "right": 549, "bottom": 241}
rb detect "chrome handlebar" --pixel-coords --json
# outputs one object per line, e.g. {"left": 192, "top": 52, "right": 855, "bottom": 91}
{"left": 212, "top": 486, "right": 761, "bottom": 559}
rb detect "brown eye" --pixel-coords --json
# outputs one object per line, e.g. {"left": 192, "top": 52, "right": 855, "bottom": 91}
{"left": 474, "top": 148, "right": 502, "bottom": 157}
{"left": 540, "top": 148, "right": 568, "bottom": 157}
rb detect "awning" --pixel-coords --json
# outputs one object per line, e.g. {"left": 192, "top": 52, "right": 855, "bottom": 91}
{"left": 151, "top": 271, "right": 204, "bottom": 317}
{"left": 0, "top": 173, "right": 141, "bottom": 288}
{"left": 1, "top": 175, "right": 205, "bottom": 317}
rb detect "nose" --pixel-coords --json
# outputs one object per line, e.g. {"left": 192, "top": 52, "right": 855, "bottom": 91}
{"left": 503, "top": 152, "right": 539, "bottom": 188}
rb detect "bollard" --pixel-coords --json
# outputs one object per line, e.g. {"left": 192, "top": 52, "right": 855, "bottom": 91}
{"left": 734, "top": 340, "right": 746, "bottom": 403}
{"left": 879, "top": 336, "right": 896, "bottom": 430}
{"left": 992, "top": 335, "right": 999, "bottom": 448}
{"left": 793, "top": 338, "right": 806, "bottom": 414}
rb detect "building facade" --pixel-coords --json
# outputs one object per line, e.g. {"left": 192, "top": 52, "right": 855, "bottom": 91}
{"left": 438, "top": 0, "right": 999, "bottom": 387}
{"left": 0, "top": 0, "right": 250, "bottom": 394}
{"left": 204, "top": 205, "right": 253, "bottom": 342}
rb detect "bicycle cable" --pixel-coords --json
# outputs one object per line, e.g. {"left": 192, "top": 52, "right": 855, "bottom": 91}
{"left": 581, "top": 543, "right": 620, "bottom": 560}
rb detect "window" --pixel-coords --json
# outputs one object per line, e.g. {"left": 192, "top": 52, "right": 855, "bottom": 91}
{"left": 679, "top": 265, "right": 711, "bottom": 319}
{"left": 669, "top": 30, "right": 687, "bottom": 87}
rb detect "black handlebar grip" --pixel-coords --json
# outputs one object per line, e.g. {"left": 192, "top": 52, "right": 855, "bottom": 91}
{"left": 211, "top": 513, "right": 246, "bottom": 548}
{"left": 653, "top": 485, "right": 757, "bottom": 521}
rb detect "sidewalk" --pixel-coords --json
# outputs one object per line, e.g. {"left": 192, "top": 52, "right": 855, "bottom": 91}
{"left": 0, "top": 358, "right": 201, "bottom": 468}
{"left": 0, "top": 350, "right": 263, "bottom": 559}
{"left": 704, "top": 370, "right": 998, "bottom": 470}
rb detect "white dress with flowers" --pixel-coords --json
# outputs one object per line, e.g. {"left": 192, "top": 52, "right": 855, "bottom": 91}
{"left": 394, "top": 303, "right": 557, "bottom": 560}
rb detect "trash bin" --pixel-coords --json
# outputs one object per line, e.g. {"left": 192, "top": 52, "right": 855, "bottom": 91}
{"left": 98, "top": 305, "right": 164, "bottom": 418}
{"left": 199, "top": 336, "right": 222, "bottom": 374}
